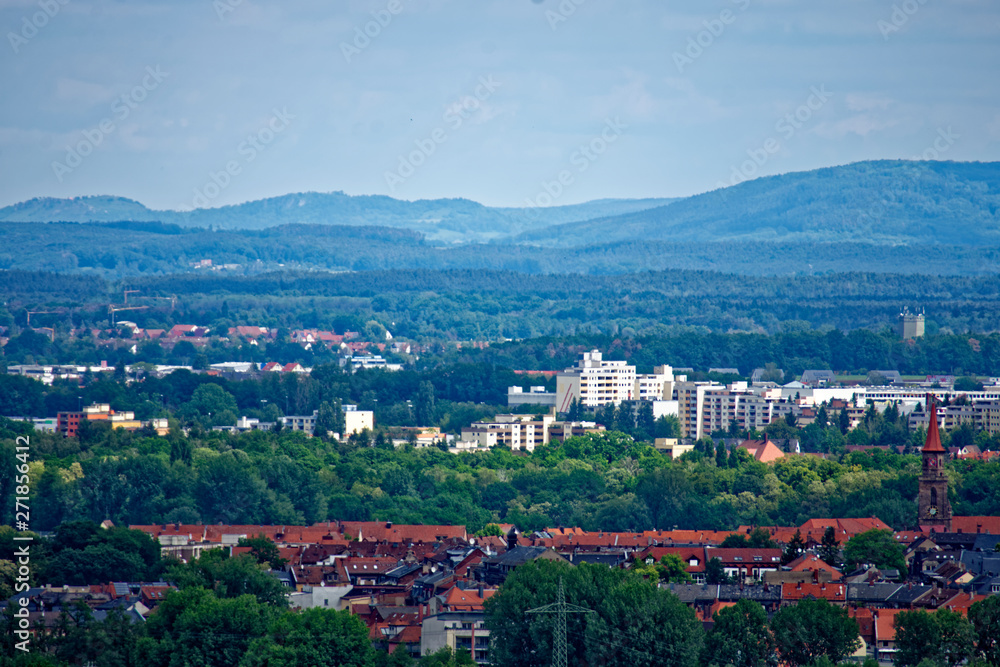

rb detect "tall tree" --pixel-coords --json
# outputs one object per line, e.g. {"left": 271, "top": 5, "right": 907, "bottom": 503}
{"left": 414, "top": 381, "right": 436, "bottom": 426}
{"left": 704, "top": 599, "right": 777, "bottom": 667}
{"left": 781, "top": 530, "right": 806, "bottom": 565}
{"left": 241, "top": 608, "right": 373, "bottom": 667}
{"left": 843, "top": 529, "right": 906, "bottom": 574}
{"left": 818, "top": 526, "right": 841, "bottom": 569}
{"left": 894, "top": 609, "right": 975, "bottom": 667}
{"left": 485, "top": 559, "right": 702, "bottom": 667}
{"left": 314, "top": 401, "right": 338, "bottom": 439}
{"left": 770, "top": 598, "right": 860, "bottom": 666}
{"left": 969, "top": 595, "right": 1000, "bottom": 666}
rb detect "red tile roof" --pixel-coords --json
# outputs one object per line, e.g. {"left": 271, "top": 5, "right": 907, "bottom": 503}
{"left": 950, "top": 516, "right": 1000, "bottom": 535}
{"left": 875, "top": 608, "right": 905, "bottom": 644}
{"left": 781, "top": 582, "right": 846, "bottom": 603}
{"left": 786, "top": 554, "right": 839, "bottom": 576}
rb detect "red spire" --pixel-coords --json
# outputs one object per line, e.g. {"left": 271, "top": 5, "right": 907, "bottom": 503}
{"left": 923, "top": 395, "right": 945, "bottom": 453}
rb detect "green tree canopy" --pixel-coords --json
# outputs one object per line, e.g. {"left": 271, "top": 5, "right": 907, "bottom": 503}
{"left": 894, "top": 609, "right": 975, "bottom": 667}
{"left": 704, "top": 598, "right": 777, "bottom": 667}
{"left": 485, "top": 559, "right": 702, "bottom": 667}
{"left": 240, "top": 607, "right": 373, "bottom": 667}
{"left": 770, "top": 598, "right": 860, "bottom": 665}
{"left": 842, "top": 529, "right": 906, "bottom": 574}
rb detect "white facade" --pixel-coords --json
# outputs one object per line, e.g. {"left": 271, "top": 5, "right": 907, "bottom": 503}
{"left": 556, "top": 350, "right": 636, "bottom": 412}
{"left": 507, "top": 386, "right": 557, "bottom": 407}
{"left": 460, "top": 413, "right": 555, "bottom": 452}
{"left": 288, "top": 584, "right": 354, "bottom": 611}
{"left": 281, "top": 405, "right": 374, "bottom": 437}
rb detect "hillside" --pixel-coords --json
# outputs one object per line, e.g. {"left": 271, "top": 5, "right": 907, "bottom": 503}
{"left": 4, "top": 221, "right": 1000, "bottom": 276}
{"left": 515, "top": 160, "right": 1000, "bottom": 247}
{"left": 0, "top": 192, "right": 676, "bottom": 244}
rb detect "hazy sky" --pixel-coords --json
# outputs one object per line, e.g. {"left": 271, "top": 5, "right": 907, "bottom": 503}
{"left": 1, "top": 0, "right": 998, "bottom": 210}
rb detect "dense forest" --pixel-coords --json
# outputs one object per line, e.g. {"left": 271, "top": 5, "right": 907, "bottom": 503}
{"left": 5, "top": 222, "right": 1000, "bottom": 277}
{"left": 7, "top": 268, "right": 1000, "bottom": 343}
{"left": 518, "top": 160, "right": 1000, "bottom": 247}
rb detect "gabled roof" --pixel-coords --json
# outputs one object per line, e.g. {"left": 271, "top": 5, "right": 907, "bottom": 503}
{"left": 739, "top": 439, "right": 785, "bottom": 463}
{"left": 874, "top": 608, "right": 905, "bottom": 643}
{"left": 440, "top": 585, "right": 495, "bottom": 611}
{"left": 846, "top": 582, "right": 903, "bottom": 603}
{"left": 952, "top": 515, "right": 1000, "bottom": 535}
{"left": 781, "top": 582, "right": 846, "bottom": 602}
{"left": 786, "top": 554, "right": 839, "bottom": 576}
{"left": 706, "top": 547, "right": 783, "bottom": 564}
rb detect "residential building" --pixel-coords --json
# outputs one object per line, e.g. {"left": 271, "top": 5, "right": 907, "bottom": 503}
{"left": 458, "top": 413, "right": 604, "bottom": 452}
{"left": 555, "top": 350, "right": 636, "bottom": 412}
{"left": 460, "top": 413, "right": 554, "bottom": 452}
{"left": 281, "top": 405, "right": 374, "bottom": 437}
{"left": 420, "top": 585, "right": 495, "bottom": 665}
{"left": 506, "top": 386, "right": 557, "bottom": 407}
{"left": 57, "top": 403, "right": 143, "bottom": 438}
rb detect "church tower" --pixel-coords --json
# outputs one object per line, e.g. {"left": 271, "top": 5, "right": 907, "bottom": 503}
{"left": 918, "top": 397, "right": 952, "bottom": 531}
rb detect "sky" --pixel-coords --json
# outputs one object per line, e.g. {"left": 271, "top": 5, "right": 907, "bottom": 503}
{"left": 0, "top": 0, "right": 998, "bottom": 211}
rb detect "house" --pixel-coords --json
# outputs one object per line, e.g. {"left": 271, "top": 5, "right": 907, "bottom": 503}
{"left": 764, "top": 554, "right": 839, "bottom": 585}
{"left": 873, "top": 609, "right": 906, "bottom": 663}
{"left": 705, "top": 548, "right": 783, "bottom": 583}
{"left": 738, "top": 438, "right": 785, "bottom": 463}
{"left": 780, "top": 582, "right": 847, "bottom": 606}
{"left": 420, "top": 584, "right": 496, "bottom": 664}
{"left": 369, "top": 608, "right": 423, "bottom": 660}
{"left": 846, "top": 582, "right": 904, "bottom": 608}
{"left": 475, "top": 547, "right": 569, "bottom": 586}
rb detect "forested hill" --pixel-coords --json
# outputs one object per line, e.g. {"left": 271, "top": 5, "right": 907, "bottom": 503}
{"left": 516, "top": 160, "right": 1000, "bottom": 247}
{"left": 0, "top": 192, "right": 676, "bottom": 243}
{"left": 4, "top": 221, "right": 1000, "bottom": 276}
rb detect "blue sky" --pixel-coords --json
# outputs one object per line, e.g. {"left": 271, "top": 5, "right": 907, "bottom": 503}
{"left": 1, "top": 0, "right": 998, "bottom": 210}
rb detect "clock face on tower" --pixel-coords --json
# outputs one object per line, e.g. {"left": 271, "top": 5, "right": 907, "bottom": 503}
{"left": 928, "top": 506, "right": 939, "bottom": 516}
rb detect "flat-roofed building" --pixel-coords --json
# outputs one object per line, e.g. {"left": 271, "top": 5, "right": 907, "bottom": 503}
{"left": 555, "top": 350, "right": 636, "bottom": 412}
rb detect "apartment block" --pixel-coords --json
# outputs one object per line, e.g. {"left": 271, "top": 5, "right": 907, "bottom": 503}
{"left": 460, "top": 413, "right": 555, "bottom": 452}
{"left": 555, "top": 350, "right": 636, "bottom": 412}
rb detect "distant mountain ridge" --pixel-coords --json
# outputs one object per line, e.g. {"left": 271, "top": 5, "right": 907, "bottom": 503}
{"left": 0, "top": 192, "right": 677, "bottom": 244}
{"left": 3, "top": 160, "right": 998, "bottom": 249}
{"left": 517, "top": 160, "right": 1000, "bottom": 247}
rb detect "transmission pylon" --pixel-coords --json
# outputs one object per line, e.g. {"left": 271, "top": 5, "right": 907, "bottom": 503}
{"left": 526, "top": 577, "right": 594, "bottom": 667}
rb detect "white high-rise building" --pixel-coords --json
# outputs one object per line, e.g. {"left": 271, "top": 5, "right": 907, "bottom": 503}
{"left": 555, "top": 350, "right": 636, "bottom": 412}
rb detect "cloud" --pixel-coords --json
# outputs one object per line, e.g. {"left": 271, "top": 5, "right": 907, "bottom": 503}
{"left": 846, "top": 93, "right": 893, "bottom": 112}
{"left": 54, "top": 78, "right": 116, "bottom": 108}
